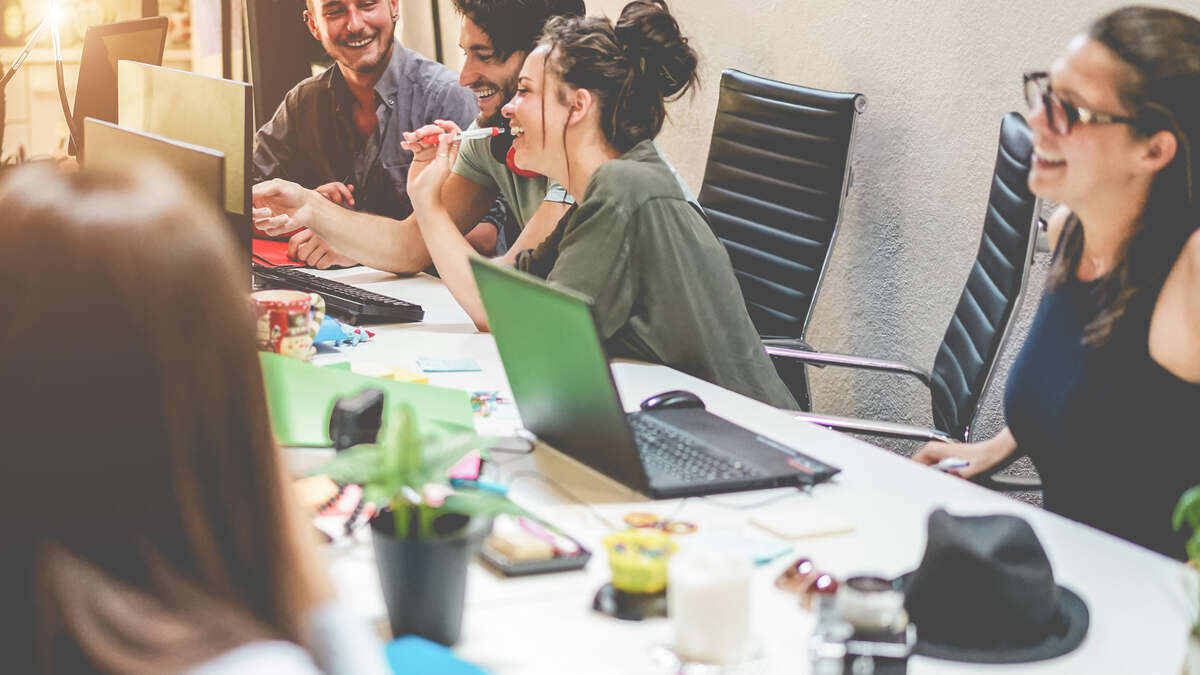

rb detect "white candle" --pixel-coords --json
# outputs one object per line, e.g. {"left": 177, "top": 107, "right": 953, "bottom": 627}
{"left": 667, "top": 550, "right": 753, "bottom": 665}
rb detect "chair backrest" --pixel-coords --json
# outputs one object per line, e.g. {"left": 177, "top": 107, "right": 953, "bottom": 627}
{"left": 929, "top": 113, "right": 1039, "bottom": 441}
{"left": 698, "top": 69, "right": 865, "bottom": 340}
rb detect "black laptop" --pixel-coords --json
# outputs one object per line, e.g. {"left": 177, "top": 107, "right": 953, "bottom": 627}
{"left": 470, "top": 258, "right": 840, "bottom": 499}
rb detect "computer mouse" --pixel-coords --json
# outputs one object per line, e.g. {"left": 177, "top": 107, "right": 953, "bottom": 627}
{"left": 639, "top": 390, "right": 705, "bottom": 411}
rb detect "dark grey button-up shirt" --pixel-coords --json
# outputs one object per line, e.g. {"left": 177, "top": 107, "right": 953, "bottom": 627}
{"left": 253, "top": 44, "right": 477, "bottom": 220}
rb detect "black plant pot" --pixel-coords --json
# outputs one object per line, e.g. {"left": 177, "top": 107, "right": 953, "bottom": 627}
{"left": 371, "top": 510, "right": 492, "bottom": 646}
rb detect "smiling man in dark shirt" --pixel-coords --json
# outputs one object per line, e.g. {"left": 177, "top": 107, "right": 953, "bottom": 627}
{"left": 252, "top": 0, "right": 498, "bottom": 268}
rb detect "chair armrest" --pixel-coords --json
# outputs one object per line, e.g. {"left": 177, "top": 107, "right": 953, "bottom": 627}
{"left": 766, "top": 345, "right": 932, "bottom": 389}
{"left": 762, "top": 337, "right": 815, "bottom": 351}
{"left": 794, "top": 411, "right": 952, "bottom": 443}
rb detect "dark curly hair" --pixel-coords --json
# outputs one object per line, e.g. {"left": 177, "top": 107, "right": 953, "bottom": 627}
{"left": 451, "top": 0, "right": 585, "bottom": 62}
{"left": 1049, "top": 5, "right": 1200, "bottom": 345}
{"left": 538, "top": 0, "right": 698, "bottom": 153}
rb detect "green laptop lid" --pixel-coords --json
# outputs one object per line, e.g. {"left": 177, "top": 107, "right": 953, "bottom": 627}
{"left": 470, "top": 257, "right": 649, "bottom": 493}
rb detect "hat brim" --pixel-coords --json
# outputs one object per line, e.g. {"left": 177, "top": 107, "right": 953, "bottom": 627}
{"left": 900, "top": 573, "right": 1090, "bottom": 664}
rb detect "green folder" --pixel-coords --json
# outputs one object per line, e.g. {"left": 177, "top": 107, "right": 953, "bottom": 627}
{"left": 260, "top": 353, "right": 474, "bottom": 447}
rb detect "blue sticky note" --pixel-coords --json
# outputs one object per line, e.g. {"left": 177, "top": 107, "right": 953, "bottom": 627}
{"left": 385, "top": 635, "right": 487, "bottom": 674}
{"left": 417, "top": 357, "right": 482, "bottom": 373}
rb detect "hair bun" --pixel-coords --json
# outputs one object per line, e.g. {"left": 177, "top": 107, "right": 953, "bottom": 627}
{"left": 614, "top": 0, "right": 697, "bottom": 98}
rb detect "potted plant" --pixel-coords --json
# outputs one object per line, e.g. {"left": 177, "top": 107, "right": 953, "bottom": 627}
{"left": 1173, "top": 487, "right": 1200, "bottom": 675}
{"left": 316, "top": 401, "right": 522, "bottom": 646}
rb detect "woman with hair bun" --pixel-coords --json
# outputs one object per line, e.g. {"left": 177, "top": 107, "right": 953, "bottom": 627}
{"left": 408, "top": 0, "right": 796, "bottom": 409}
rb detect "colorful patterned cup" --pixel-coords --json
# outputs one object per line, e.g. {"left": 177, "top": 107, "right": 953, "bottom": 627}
{"left": 250, "top": 289, "right": 325, "bottom": 361}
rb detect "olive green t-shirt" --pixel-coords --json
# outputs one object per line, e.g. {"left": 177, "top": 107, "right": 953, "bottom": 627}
{"left": 452, "top": 121, "right": 571, "bottom": 242}
{"left": 515, "top": 140, "right": 797, "bottom": 410}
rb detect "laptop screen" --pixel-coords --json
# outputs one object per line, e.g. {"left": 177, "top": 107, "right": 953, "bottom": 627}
{"left": 470, "top": 257, "right": 650, "bottom": 492}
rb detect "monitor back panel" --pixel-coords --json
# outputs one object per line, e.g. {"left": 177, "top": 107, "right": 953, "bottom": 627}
{"left": 71, "top": 16, "right": 168, "bottom": 156}
{"left": 117, "top": 60, "right": 252, "bottom": 253}
{"left": 83, "top": 118, "right": 225, "bottom": 210}
{"left": 470, "top": 258, "right": 650, "bottom": 493}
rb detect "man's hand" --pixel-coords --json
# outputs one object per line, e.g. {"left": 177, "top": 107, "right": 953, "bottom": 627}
{"left": 252, "top": 178, "right": 316, "bottom": 237}
{"left": 315, "top": 180, "right": 355, "bottom": 207}
{"left": 288, "top": 228, "right": 357, "bottom": 269}
{"left": 402, "top": 119, "right": 461, "bottom": 187}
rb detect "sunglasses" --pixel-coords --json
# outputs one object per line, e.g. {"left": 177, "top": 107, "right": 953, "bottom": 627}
{"left": 1023, "top": 71, "right": 1139, "bottom": 136}
{"left": 1023, "top": 72, "right": 1194, "bottom": 203}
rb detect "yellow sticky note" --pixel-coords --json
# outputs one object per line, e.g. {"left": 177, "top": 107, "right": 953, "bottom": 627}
{"left": 383, "top": 367, "right": 429, "bottom": 384}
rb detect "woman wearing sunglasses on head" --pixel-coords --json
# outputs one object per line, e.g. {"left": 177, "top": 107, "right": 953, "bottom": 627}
{"left": 915, "top": 6, "right": 1200, "bottom": 559}
{"left": 405, "top": 0, "right": 797, "bottom": 409}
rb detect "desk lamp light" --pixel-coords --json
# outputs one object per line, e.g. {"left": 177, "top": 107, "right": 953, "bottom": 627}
{"left": 0, "top": 0, "right": 81, "bottom": 154}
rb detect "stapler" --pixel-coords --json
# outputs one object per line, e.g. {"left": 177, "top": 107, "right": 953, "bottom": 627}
{"left": 327, "top": 387, "right": 385, "bottom": 451}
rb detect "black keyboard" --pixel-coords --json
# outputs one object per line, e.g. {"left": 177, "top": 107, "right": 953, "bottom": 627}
{"left": 251, "top": 264, "right": 424, "bottom": 325}
{"left": 628, "top": 414, "right": 767, "bottom": 483}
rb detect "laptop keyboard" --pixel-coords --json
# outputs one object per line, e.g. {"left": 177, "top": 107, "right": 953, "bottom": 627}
{"left": 628, "top": 414, "right": 766, "bottom": 483}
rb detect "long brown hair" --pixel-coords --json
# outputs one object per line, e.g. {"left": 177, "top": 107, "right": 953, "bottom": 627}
{"left": 1049, "top": 6, "right": 1200, "bottom": 345}
{"left": 0, "top": 163, "right": 329, "bottom": 673}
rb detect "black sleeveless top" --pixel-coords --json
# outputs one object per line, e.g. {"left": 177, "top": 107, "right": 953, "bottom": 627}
{"left": 1005, "top": 252, "right": 1200, "bottom": 560}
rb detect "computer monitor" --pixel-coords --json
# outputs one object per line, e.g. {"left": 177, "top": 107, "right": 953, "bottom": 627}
{"left": 69, "top": 16, "right": 169, "bottom": 158}
{"left": 117, "top": 60, "right": 252, "bottom": 255}
{"left": 82, "top": 118, "right": 225, "bottom": 210}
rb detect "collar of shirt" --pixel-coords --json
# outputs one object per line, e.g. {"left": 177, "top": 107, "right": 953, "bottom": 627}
{"left": 323, "top": 43, "right": 413, "bottom": 113}
{"left": 374, "top": 43, "right": 415, "bottom": 111}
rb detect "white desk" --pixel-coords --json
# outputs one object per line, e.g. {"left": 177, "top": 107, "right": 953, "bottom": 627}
{"left": 301, "top": 266, "right": 1198, "bottom": 675}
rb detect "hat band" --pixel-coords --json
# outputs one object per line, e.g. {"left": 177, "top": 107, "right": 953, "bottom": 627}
{"left": 923, "top": 605, "right": 1069, "bottom": 649}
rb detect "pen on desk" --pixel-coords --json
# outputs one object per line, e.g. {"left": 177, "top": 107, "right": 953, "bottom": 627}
{"left": 418, "top": 126, "right": 507, "bottom": 145}
{"left": 449, "top": 477, "right": 508, "bottom": 495}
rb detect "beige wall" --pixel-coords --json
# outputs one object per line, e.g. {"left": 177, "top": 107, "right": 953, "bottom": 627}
{"left": 584, "top": 0, "right": 1195, "bottom": 434}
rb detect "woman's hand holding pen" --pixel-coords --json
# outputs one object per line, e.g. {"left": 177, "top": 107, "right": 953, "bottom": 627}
{"left": 402, "top": 119, "right": 460, "bottom": 188}
{"left": 406, "top": 128, "right": 460, "bottom": 219}
{"left": 911, "top": 427, "right": 1018, "bottom": 479}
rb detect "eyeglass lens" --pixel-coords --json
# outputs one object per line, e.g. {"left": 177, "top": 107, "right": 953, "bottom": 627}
{"left": 1024, "top": 76, "right": 1070, "bottom": 135}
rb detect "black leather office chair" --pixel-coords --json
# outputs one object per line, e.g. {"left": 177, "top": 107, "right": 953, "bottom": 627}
{"left": 769, "top": 113, "right": 1041, "bottom": 491}
{"left": 698, "top": 69, "right": 866, "bottom": 410}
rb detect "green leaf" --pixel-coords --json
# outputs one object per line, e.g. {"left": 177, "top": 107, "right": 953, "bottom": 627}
{"left": 1173, "top": 486, "right": 1200, "bottom": 532}
{"left": 310, "top": 444, "right": 383, "bottom": 485}
{"left": 1188, "top": 532, "right": 1200, "bottom": 564}
{"left": 441, "top": 491, "right": 528, "bottom": 519}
